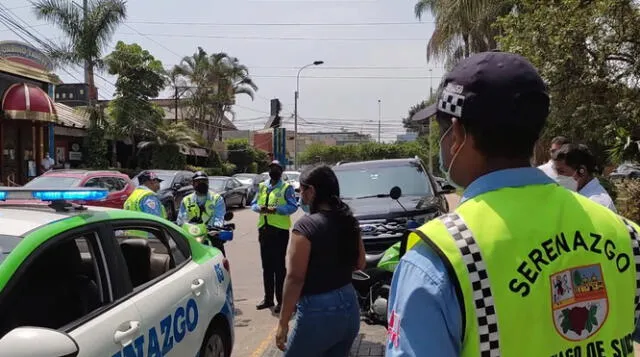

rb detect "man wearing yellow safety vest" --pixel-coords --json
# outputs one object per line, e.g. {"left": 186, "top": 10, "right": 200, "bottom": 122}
{"left": 123, "top": 170, "right": 166, "bottom": 218}
{"left": 385, "top": 51, "right": 640, "bottom": 357}
{"left": 252, "top": 160, "right": 298, "bottom": 313}
{"left": 176, "top": 171, "right": 226, "bottom": 228}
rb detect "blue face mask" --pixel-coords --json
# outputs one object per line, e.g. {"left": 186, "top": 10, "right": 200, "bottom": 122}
{"left": 438, "top": 124, "right": 466, "bottom": 189}
{"left": 298, "top": 196, "right": 310, "bottom": 214}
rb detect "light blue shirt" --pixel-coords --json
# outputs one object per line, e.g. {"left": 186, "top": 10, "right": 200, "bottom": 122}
{"left": 386, "top": 167, "right": 639, "bottom": 356}
{"left": 176, "top": 191, "right": 226, "bottom": 227}
{"left": 137, "top": 186, "right": 164, "bottom": 218}
{"left": 250, "top": 179, "right": 298, "bottom": 216}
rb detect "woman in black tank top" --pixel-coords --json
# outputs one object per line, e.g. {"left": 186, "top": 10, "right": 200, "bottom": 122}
{"left": 274, "top": 165, "right": 365, "bottom": 357}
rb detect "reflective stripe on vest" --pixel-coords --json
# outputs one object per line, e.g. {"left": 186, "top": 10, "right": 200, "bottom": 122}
{"left": 183, "top": 192, "right": 221, "bottom": 224}
{"left": 407, "top": 184, "right": 640, "bottom": 357}
{"left": 256, "top": 182, "right": 291, "bottom": 230}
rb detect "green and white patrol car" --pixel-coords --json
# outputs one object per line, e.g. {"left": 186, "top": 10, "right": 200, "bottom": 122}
{"left": 0, "top": 188, "right": 234, "bottom": 357}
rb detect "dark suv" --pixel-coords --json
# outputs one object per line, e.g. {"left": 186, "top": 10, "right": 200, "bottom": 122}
{"left": 333, "top": 158, "right": 454, "bottom": 254}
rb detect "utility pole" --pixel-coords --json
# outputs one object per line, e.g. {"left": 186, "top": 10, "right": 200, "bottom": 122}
{"left": 428, "top": 69, "right": 434, "bottom": 173}
{"left": 83, "top": 0, "right": 89, "bottom": 85}
{"left": 377, "top": 99, "right": 381, "bottom": 143}
{"left": 294, "top": 60, "right": 323, "bottom": 170}
{"left": 174, "top": 86, "right": 179, "bottom": 122}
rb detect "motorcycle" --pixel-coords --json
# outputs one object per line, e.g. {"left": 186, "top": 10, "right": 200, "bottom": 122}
{"left": 352, "top": 186, "right": 419, "bottom": 326}
{"left": 181, "top": 211, "right": 236, "bottom": 256}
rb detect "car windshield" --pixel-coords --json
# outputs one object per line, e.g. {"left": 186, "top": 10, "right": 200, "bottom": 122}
{"left": 0, "top": 234, "right": 21, "bottom": 265}
{"left": 24, "top": 176, "right": 81, "bottom": 188}
{"left": 235, "top": 177, "right": 253, "bottom": 185}
{"left": 335, "top": 163, "right": 433, "bottom": 199}
{"left": 208, "top": 178, "right": 226, "bottom": 192}
{"left": 286, "top": 173, "right": 300, "bottom": 181}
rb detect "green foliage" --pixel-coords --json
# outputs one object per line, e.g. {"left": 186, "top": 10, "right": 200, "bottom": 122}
{"left": 496, "top": 0, "right": 640, "bottom": 164}
{"left": 105, "top": 42, "right": 168, "bottom": 146}
{"left": 222, "top": 162, "right": 237, "bottom": 175}
{"left": 208, "top": 150, "right": 223, "bottom": 168}
{"left": 615, "top": 179, "right": 640, "bottom": 222}
{"left": 172, "top": 48, "right": 258, "bottom": 142}
{"left": 33, "top": 0, "right": 127, "bottom": 101}
{"left": 299, "top": 141, "right": 436, "bottom": 173}
{"left": 185, "top": 165, "right": 223, "bottom": 176}
{"left": 150, "top": 144, "right": 185, "bottom": 170}
{"left": 84, "top": 107, "right": 108, "bottom": 169}
{"left": 225, "top": 138, "right": 268, "bottom": 173}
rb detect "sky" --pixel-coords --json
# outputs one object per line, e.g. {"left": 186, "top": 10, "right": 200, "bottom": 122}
{"left": 0, "top": 0, "right": 445, "bottom": 142}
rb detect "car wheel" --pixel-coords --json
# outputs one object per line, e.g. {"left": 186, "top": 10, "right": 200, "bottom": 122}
{"left": 200, "top": 322, "right": 230, "bottom": 357}
{"left": 238, "top": 195, "right": 245, "bottom": 208}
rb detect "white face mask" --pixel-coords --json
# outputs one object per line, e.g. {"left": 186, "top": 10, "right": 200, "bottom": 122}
{"left": 556, "top": 175, "right": 578, "bottom": 191}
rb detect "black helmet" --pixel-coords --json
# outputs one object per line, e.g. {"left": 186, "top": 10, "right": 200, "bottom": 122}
{"left": 192, "top": 171, "right": 208, "bottom": 181}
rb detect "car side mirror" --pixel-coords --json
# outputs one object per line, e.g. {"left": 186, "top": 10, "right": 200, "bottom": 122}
{"left": 172, "top": 182, "right": 181, "bottom": 190}
{"left": 439, "top": 183, "right": 456, "bottom": 194}
{"left": 224, "top": 211, "right": 234, "bottom": 221}
{"left": 0, "top": 327, "right": 79, "bottom": 357}
{"left": 389, "top": 186, "right": 402, "bottom": 200}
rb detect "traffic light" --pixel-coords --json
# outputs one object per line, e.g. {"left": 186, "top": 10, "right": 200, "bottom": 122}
{"left": 269, "top": 98, "right": 282, "bottom": 128}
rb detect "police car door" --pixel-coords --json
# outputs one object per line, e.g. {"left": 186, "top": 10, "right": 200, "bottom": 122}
{"left": 109, "top": 221, "right": 219, "bottom": 356}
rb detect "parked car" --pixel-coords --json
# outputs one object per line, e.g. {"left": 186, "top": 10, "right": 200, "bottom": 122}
{"left": 132, "top": 170, "right": 194, "bottom": 221}
{"left": 24, "top": 169, "right": 134, "bottom": 209}
{"left": 232, "top": 173, "right": 261, "bottom": 201}
{"left": 0, "top": 187, "right": 235, "bottom": 357}
{"left": 209, "top": 176, "right": 250, "bottom": 208}
{"left": 609, "top": 162, "right": 640, "bottom": 180}
{"left": 333, "top": 158, "right": 454, "bottom": 254}
{"left": 284, "top": 171, "right": 301, "bottom": 198}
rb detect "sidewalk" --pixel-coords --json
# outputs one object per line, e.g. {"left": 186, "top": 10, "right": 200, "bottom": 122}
{"left": 260, "top": 322, "right": 387, "bottom": 357}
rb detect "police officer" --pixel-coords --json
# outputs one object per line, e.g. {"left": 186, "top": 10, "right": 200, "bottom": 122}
{"left": 124, "top": 170, "right": 166, "bottom": 218}
{"left": 251, "top": 160, "right": 298, "bottom": 313}
{"left": 386, "top": 51, "right": 640, "bottom": 357}
{"left": 176, "top": 171, "right": 226, "bottom": 228}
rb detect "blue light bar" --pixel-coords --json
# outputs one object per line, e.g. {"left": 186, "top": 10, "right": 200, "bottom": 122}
{"left": 0, "top": 188, "right": 108, "bottom": 202}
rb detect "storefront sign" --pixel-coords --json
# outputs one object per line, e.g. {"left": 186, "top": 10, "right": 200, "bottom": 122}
{"left": 0, "top": 41, "right": 53, "bottom": 71}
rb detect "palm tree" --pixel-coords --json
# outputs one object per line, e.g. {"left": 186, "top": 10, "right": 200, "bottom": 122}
{"left": 173, "top": 48, "right": 258, "bottom": 142}
{"left": 32, "top": 0, "right": 127, "bottom": 103}
{"left": 414, "top": 0, "right": 512, "bottom": 66}
{"left": 137, "top": 121, "right": 199, "bottom": 153}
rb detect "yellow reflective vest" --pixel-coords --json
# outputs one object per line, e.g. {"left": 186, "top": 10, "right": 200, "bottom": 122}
{"left": 407, "top": 183, "right": 640, "bottom": 357}
{"left": 182, "top": 191, "right": 223, "bottom": 224}
{"left": 256, "top": 181, "right": 291, "bottom": 230}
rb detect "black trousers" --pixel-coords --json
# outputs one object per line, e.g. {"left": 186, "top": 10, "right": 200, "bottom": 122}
{"left": 258, "top": 225, "right": 289, "bottom": 304}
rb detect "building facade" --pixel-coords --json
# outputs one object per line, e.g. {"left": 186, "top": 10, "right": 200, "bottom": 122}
{"left": 0, "top": 41, "right": 88, "bottom": 185}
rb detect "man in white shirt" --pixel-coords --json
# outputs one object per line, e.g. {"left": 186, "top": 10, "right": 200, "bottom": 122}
{"left": 40, "top": 152, "right": 55, "bottom": 173}
{"left": 551, "top": 143, "right": 617, "bottom": 212}
{"left": 537, "top": 135, "right": 571, "bottom": 178}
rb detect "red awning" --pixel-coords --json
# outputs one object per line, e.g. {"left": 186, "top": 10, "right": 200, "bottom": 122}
{"left": 1, "top": 83, "right": 57, "bottom": 122}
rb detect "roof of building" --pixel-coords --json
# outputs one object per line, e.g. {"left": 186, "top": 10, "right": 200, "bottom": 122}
{"left": 53, "top": 102, "right": 89, "bottom": 128}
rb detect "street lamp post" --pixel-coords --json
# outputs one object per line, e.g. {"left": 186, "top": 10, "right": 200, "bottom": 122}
{"left": 294, "top": 60, "right": 324, "bottom": 170}
{"left": 377, "top": 99, "right": 382, "bottom": 143}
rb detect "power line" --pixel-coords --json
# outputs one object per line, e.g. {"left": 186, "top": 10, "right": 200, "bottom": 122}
{"left": 250, "top": 65, "right": 445, "bottom": 70}
{"left": 125, "top": 20, "right": 435, "bottom": 26}
{"left": 252, "top": 75, "right": 435, "bottom": 80}
{"left": 117, "top": 32, "right": 431, "bottom": 41}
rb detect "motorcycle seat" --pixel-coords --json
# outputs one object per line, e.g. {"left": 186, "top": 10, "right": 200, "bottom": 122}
{"left": 365, "top": 252, "right": 386, "bottom": 268}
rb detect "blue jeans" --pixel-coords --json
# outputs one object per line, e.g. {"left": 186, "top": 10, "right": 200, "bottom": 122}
{"left": 285, "top": 283, "right": 360, "bottom": 357}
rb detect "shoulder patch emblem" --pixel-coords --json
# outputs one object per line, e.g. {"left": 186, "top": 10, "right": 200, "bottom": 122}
{"left": 551, "top": 264, "right": 608, "bottom": 341}
{"left": 387, "top": 310, "right": 400, "bottom": 348}
{"left": 145, "top": 199, "right": 157, "bottom": 210}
